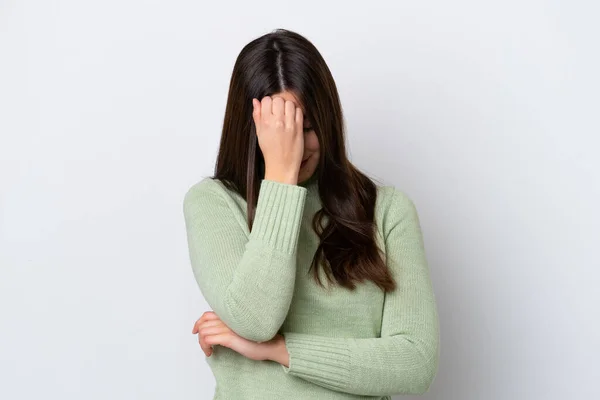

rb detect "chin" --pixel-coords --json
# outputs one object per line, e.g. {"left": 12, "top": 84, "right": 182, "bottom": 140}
{"left": 298, "top": 169, "right": 314, "bottom": 183}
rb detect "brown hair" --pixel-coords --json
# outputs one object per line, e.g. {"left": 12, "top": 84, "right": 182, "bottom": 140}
{"left": 211, "top": 28, "right": 396, "bottom": 293}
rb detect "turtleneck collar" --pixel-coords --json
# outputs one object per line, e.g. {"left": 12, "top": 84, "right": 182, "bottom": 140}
{"left": 298, "top": 172, "right": 319, "bottom": 205}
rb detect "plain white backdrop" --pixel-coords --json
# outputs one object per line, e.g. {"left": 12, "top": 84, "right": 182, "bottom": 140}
{"left": 1, "top": 1, "right": 598, "bottom": 399}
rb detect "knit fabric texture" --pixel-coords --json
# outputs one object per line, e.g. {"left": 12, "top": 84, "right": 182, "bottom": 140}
{"left": 183, "top": 174, "right": 439, "bottom": 399}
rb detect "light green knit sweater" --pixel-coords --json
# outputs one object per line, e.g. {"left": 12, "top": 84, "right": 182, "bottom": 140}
{"left": 183, "top": 173, "right": 439, "bottom": 399}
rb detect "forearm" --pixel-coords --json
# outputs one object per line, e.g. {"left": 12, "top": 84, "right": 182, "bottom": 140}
{"left": 184, "top": 178, "right": 307, "bottom": 342}
{"left": 217, "top": 245, "right": 297, "bottom": 342}
{"left": 271, "top": 331, "right": 438, "bottom": 396}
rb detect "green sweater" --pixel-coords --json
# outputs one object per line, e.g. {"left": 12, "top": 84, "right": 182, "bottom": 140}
{"left": 183, "top": 173, "right": 439, "bottom": 399}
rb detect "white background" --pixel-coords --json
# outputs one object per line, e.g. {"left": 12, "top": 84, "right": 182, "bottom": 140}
{"left": 1, "top": 1, "right": 598, "bottom": 399}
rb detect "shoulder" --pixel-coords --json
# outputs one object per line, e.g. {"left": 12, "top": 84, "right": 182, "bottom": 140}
{"left": 184, "top": 177, "right": 218, "bottom": 204}
{"left": 374, "top": 184, "right": 420, "bottom": 238}
{"left": 182, "top": 177, "right": 251, "bottom": 234}
{"left": 375, "top": 184, "right": 416, "bottom": 214}
{"left": 183, "top": 177, "right": 238, "bottom": 214}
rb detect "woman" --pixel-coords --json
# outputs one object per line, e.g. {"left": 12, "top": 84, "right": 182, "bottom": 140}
{"left": 183, "top": 28, "right": 439, "bottom": 399}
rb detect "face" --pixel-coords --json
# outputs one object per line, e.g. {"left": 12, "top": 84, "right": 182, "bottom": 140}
{"left": 271, "top": 90, "right": 320, "bottom": 184}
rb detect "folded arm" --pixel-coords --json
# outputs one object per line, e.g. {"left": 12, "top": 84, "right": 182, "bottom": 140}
{"left": 183, "top": 178, "right": 307, "bottom": 342}
{"left": 279, "top": 188, "right": 440, "bottom": 396}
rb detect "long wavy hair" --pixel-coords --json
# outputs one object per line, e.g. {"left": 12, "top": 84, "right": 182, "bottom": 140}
{"left": 211, "top": 28, "right": 397, "bottom": 293}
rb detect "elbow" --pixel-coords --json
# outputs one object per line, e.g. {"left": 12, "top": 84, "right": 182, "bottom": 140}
{"left": 248, "top": 323, "right": 281, "bottom": 343}
{"left": 235, "top": 317, "right": 280, "bottom": 343}
{"left": 388, "top": 335, "right": 439, "bottom": 396}
{"left": 411, "top": 344, "right": 439, "bottom": 395}
{"left": 411, "top": 358, "right": 437, "bottom": 395}
{"left": 381, "top": 337, "right": 440, "bottom": 396}
{"left": 223, "top": 292, "right": 284, "bottom": 343}
{"left": 231, "top": 328, "right": 276, "bottom": 343}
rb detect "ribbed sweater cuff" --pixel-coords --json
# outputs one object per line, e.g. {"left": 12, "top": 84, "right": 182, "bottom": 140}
{"left": 249, "top": 179, "right": 307, "bottom": 254}
{"left": 280, "top": 332, "right": 352, "bottom": 389}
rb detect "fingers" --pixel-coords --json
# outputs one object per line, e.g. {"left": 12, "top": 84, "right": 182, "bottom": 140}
{"left": 204, "top": 333, "right": 231, "bottom": 347}
{"left": 197, "top": 320, "right": 223, "bottom": 357}
{"left": 192, "top": 311, "right": 220, "bottom": 334}
{"left": 198, "top": 335, "right": 212, "bottom": 357}
{"left": 271, "top": 96, "right": 284, "bottom": 117}
{"left": 295, "top": 106, "right": 303, "bottom": 132}
{"left": 285, "top": 99, "right": 296, "bottom": 130}
{"left": 199, "top": 321, "right": 227, "bottom": 336}
{"left": 254, "top": 96, "right": 303, "bottom": 141}
{"left": 260, "top": 96, "right": 272, "bottom": 122}
{"left": 199, "top": 335, "right": 213, "bottom": 357}
{"left": 252, "top": 98, "right": 260, "bottom": 126}
{"left": 255, "top": 96, "right": 299, "bottom": 129}
{"left": 192, "top": 311, "right": 225, "bottom": 357}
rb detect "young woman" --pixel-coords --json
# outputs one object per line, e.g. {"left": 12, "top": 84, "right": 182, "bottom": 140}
{"left": 183, "top": 28, "right": 439, "bottom": 399}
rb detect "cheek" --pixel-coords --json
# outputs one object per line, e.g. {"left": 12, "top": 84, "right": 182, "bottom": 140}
{"left": 305, "top": 133, "right": 320, "bottom": 152}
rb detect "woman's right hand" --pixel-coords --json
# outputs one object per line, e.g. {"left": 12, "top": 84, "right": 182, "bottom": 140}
{"left": 252, "top": 96, "right": 305, "bottom": 185}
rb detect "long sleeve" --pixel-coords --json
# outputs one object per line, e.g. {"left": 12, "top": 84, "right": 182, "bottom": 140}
{"left": 280, "top": 188, "right": 439, "bottom": 396}
{"left": 183, "top": 178, "right": 307, "bottom": 343}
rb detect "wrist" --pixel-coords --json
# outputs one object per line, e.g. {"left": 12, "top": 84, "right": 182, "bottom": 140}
{"left": 266, "top": 334, "right": 290, "bottom": 367}
{"left": 264, "top": 171, "right": 298, "bottom": 185}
